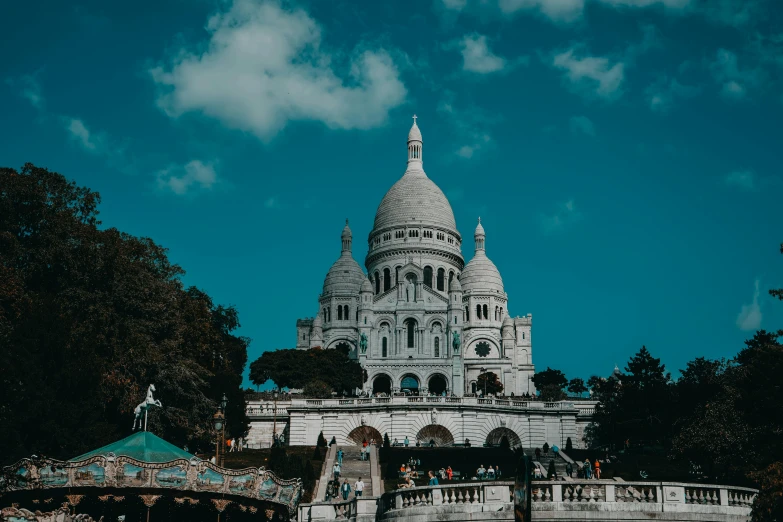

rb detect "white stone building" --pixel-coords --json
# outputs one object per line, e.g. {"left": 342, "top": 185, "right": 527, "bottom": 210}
{"left": 295, "top": 118, "right": 536, "bottom": 397}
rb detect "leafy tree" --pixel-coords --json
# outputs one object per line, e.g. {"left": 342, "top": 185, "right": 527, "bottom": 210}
{"left": 542, "top": 442, "right": 550, "bottom": 454}
{"left": 329, "top": 436, "right": 337, "bottom": 446}
{"left": 567, "top": 378, "right": 587, "bottom": 397}
{"left": 317, "top": 431, "right": 327, "bottom": 448}
{"left": 539, "top": 383, "right": 566, "bottom": 401}
{"left": 312, "top": 445, "right": 323, "bottom": 461}
{"left": 383, "top": 433, "right": 391, "bottom": 448}
{"left": 477, "top": 371, "right": 503, "bottom": 395}
{"left": 249, "top": 345, "right": 362, "bottom": 395}
{"left": 0, "top": 164, "right": 249, "bottom": 463}
{"left": 566, "top": 437, "right": 573, "bottom": 452}
{"left": 532, "top": 368, "right": 568, "bottom": 391}
{"left": 586, "top": 375, "right": 603, "bottom": 394}
{"left": 303, "top": 380, "right": 332, "bottom": 399}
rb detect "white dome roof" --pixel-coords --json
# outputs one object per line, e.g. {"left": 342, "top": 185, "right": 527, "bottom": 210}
{"left": 372, "top": 171, "right": 457, "bottom": 232}
{"left": 323, "top": 253, "right": 365, "bottom": 295}
{"left": 408, "top": 120, "right": 422, "bottom": 141}
{"left": 461, "top": 218, "right": 504, "bottom": 294}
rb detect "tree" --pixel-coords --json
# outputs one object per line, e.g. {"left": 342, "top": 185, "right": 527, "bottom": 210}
{"left": 383, "top": 433, "right": 391, "bottom": 448}
{"left": 567, "top": 378, "right": 587, "bottom": 397}
{"left": 566, "top": 437, "right": 573, "bottom": 452}
{"left": 317, "top": 431, "right": 327, "bottom": 448}
{"left": 303, "top": 380, "right": 332, "bottom": 399}
{"left": 586, "top": 375, "right": 603, "bottom": 394}
{"left": 249, "top": 346, "right": 363, "bottom": 395}
{"left": 532, "top": 368, "right": 568, "bottom": 391}
{"left": 543, "top": 442, "right": 550, "bottom": 454}
{"left": 547, "top": 460, "right": 556, "bottom": 479}
{"left": 539, "top": 383, "right": 566, "bottom": 401}
{"left": 477, "top": 371, "right": 503, "bottom": 395}
{"left": 0, "top": 164, "right": 249, "bottom": 463}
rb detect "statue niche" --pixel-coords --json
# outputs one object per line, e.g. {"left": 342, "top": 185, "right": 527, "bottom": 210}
{"left": 405, "top": 275, "right": 416, "bottom": 302}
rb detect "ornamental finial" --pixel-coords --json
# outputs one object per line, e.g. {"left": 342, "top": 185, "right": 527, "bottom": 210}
{"left": 413, "top": 114, "right": 417, "bottom": 124}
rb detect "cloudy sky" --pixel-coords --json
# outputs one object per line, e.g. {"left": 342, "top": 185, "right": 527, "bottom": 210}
{"left": 2, "top": 0, "right": 781, "bottom": 387}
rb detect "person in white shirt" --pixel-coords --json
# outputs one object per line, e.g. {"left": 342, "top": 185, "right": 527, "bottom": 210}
{"left": 354, "top": 477, "right": 365, "bottom": 497}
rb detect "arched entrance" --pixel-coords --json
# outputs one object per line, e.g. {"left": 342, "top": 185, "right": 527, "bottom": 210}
{"left": 372, "top": 374, "right": 392, "bottom": 395}
{"left": 485, "top": 427, "right": 522, "bottom": 449}
{"left": 347, "top": 426, "right": 383, "bottom": 446}
{"left": 400, "top": 374, "right": 419, "bottom": 394}
{"left": 416, "top": 425, "right": 454, "bottom": 447}
{"left": 428, "top": 374, "right": 448, "bottom": 395}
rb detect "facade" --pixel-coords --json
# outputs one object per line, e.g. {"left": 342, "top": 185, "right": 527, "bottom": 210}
{"left": 296, "top": 118, "right": 536, "bottom": 397}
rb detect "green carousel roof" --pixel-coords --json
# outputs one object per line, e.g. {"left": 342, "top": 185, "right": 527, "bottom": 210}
{"left": 70, "top": 431, "right": 195, "bottom": 463}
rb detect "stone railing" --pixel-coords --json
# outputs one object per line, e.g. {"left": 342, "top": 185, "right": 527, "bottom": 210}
{"left": 247, "top": 397, "right": 586, "bottom": 417}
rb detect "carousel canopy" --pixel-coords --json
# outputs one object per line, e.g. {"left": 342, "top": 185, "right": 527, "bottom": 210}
{"left": 69, "top": 431, "right": 195, "bottom": 463}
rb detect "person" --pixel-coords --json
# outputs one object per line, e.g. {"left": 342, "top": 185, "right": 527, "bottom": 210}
{"left": 428, "top": 470, "right": 439, "bottom": 486}
{"left": 416, "top": 439, "right": 421, "bottom": 447}
{"left": 584, "top": 460, "right": 592, "bottom": 479}
{"left": 210, "top": 456, "right": 216, "bottom": 465}
{"left": 495, "top": 465, "right": 501, "bottom": 479}
{"left": 363, "top": 445, "right": 369, "bottom": 461}
{"left": 405, "top": 464, "right": 412, "bottom": 475}
{"left": 393, "top": 438, "right": 399, "bottom": 447}
{"left": 447, "top": 466, "right": 453, "bottom": 480}
{"left": 337, "top": 448, "right": 343, "bottom": 464}
{"left": 411, "top": 466, "right": 418, "bottom": 478}
{"left": 533, "top": 466, "right": 542, "bottom": 479}
{"left": 565, "top": 462, "right": 573, "bottom": 478}
{"left": 355, "top": 477, "right": 365, "bottom": 497}
{"left": 397, "top": 476, "right": 414, "bottom": 489}
{"left": 487, "top": 465, "right": 495, "bottom": 480}
{"left": 465, "top": 438, "right": 471, "bottom": 447}
{"left": 333, "top": 462, "right": 341, "bottom": 480}
{"left": 439, "top": 467, "right": 447, "bottom": 479}
{"left": 237, "top": 437, "right": 243, "bottom": 452}
{"left": 477, "top": 464, "right": 486, "bottom": 480}
{"left": 535, "top": 448, "right": 541, "bottom": 461}
{"left": 404, "top": 436, "right": 409, "bottom": 447}
{"left": 341, "top": 479, "right": 351, "bottom": 500}
{"left": 595, "top": 465, "right": 602, "bottom": 479}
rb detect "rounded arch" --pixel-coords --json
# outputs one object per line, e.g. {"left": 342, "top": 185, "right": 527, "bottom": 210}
{"left": 416, "top": 425, "right": 454, "bottom": 447}
{"left": 326, "top": 338, "right": 355, "bottom": 351}
{"left": 372, "top": 374, "right": 392, "bottom": 395}
{"left": 423, "top": 266, "right": 433, "bottom": 287}
{"left": 400, "top": 373, "right": 420, "bottom": 393}
{"left": 428, "top": 373, "right": 448, "bottom": 395}
{"left": 373, "top": 316, "right": 396, "bottom": 329}
{"left": 467, "top": 338, "right": 501, "bottom": 359}
{"left": 485, "top": 427, "right": 522, "bottom": 449}
{"left": 426, "top": 316, "right": 445, "bottom": 329}
{"left": 347, "top": 426, "right": 383, "bottom": 446}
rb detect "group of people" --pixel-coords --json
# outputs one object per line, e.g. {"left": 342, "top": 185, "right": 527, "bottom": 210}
{"left": 397, "top": 470, "right": 440, "bottom": 489}
{"left": 359, "top": 439, "right": 374, "bottom": 460}
{"left": 227, "top": 437, "right": 245, "bottom": 452}
{"left": 475, "top": 464, "right": 501, "bottom": 480}
{"left": 398, "top": 457, "right": 422, "bottom": 479}
{"left": 271, "top": 432, "right": 286, "bottom": 448}
{"left": 325, "top": 477, "right": 365, "bottom": 501}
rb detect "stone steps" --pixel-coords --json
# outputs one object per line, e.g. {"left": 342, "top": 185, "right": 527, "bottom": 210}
{"left": 328, "top": 446, "right": 373, "bottom": 500}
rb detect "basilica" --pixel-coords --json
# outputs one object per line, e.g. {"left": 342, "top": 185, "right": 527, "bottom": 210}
{"left": 295, "top": 118, "right": 536, "bottom": 397}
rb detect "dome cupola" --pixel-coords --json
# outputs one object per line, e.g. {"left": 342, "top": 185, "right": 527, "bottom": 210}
{"left": 460, "top": 218, "right": 505, "bottom": 294}
{"left": 322, "top": 220, "right": 366, "bottom": 296}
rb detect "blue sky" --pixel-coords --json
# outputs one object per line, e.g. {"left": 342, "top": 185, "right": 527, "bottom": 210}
{"left": 2, "top": 0, "right": 782, "bottom": 388}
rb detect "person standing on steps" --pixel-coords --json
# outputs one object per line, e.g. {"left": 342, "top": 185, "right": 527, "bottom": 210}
{"left": 341, "top": 479, "right": 351, "bottom": 501}
{"left": 428, "top": 471, "right": 439, "bottom": 486}
{"left": 354, "top": 477, "right": 365, "bottom": 497}
{"left": 333, "top": 461, "right": 341, "bottom": 480}
{"left": 337, "top": 448, "right": 343, "bottom": 464}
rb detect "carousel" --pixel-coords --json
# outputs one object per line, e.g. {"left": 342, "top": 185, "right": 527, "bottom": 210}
{"left": 1, "top": 386, "right": 302, "bottom": 522}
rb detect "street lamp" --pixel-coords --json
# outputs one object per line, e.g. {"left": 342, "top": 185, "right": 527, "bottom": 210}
{"left": 218, "top": 394, "right": 228, "bottom": 466}
{"left": 213, "top": 411, "right": 225, "bottom": 466}
{"left": 220, "top": 393, "right": 228, "bottom": 412}
{"left": 272, "top": 388, "right": 279, "bottom": 447}
{"left": 480, "top": 367, "right": 487, "bottom": 397}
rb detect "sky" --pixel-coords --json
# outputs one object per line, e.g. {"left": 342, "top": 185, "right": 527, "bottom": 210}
{"left": 1, "top": 0, "right": 782, "bottom": 388}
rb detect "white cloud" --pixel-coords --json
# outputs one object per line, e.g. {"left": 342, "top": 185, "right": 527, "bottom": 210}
{"left": 157, "top": 160, "right": 219, "bottom": 195}
{"left": 66, "top": 118, "right": 102, "bottom": 152}
{"left": 150, "top": 0, "right": 407, "bottom": 141}
{"left": 458, "top": 34, "right": 507, "bottom": 74}
{"left": 569, "top": 115, "right": 595, "bottom": 136}
{"left": 441, "top": 0, "right": 468, "bottom": 10}
{"left": 736, "top": 279, "right": 762, "bottom": 331}
{"left": 645, "top": 76, "right": 700, "bottom": 112}
{"left": 499, "top": 0, "right": 585, "bottom": 23}
{"left": 552, "top": 48, "right": 625, "bottom": 100}
{"left": 437, "top": 91, "right": 499, "bottom": 159}
{"left": 539, "top": 199, "right": 582, "bottom": 234}
{"left": 709, "top": 48, "right": 762, "bottom": 100}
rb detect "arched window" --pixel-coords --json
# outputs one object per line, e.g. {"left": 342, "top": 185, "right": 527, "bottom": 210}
{"left": 395, "top": 266, "right": 400, "bottom": 285}
{"left": 327, "top": 308, "right": 331, "bottom": 322}
{"left": 494, "top": 306, "right": 498, "bottom": 321}
{"left": 374, "top": 271, "right": 380, "bottom": 294}
{"left": 338, "top": 306, "right": 343, "bottom": 320}
{"left": 405, "top": 319, "right": 416, "bottom": 348}
{"left": 449, "top": 271, "right": 454, "bottom": 286}
{"left": 382, "top": 337, "right": 388, "bottom": 358}
{"left": 437, "top": 268, "right": 445, "bottom": 291}
{"left": 424, "top": 266, "right": 433, "bottom": 287}
{"left": 476, "top": 304, "right": 481, "bottom": 320}
{"left": 345, "top": 305, "right": 350, "bottom": 320}
{"left": 465, "top": 306, "right": 469, "bottom": 322}
{"left": 434, "top": 337, "right": 440, "bottom": 358}
{"left": 323, "top": 308, "right": 327, "bottom": 321}
{"left": 483, "top": 304, "right": 488, "bottom": 320}
{"left": 383, "top": 268, "right": 391, "bottom": 292}
{"left": 500, "top": 307, "right": 503, "bottom": 319}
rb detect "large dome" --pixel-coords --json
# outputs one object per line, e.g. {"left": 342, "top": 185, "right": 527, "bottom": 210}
{"left": 372, "top": 171, "right": 457, "bottom": 232}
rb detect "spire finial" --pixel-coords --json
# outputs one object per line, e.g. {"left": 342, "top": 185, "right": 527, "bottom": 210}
{"left": 478, "top": 216, "right": 481, "bottom": 223}
{"left": 413, "top": 114, "right": 417, "bottom": 124}
{"left": 346, "top": 218, "right": 349, "bottom": 225}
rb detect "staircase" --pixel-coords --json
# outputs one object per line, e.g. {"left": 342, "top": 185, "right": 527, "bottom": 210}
{"left": 524, "top": 448, "right": 570, "bottom": 479}
{"left": 335, "top": 446, "right": 375, "bottom": 498}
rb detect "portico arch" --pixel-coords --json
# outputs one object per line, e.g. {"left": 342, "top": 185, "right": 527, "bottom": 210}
{"left": 428, "top": 374, "right": 448, "bottom": 395}
{"left": 416, "top": 425, "right": 454, "bottom": 447}
{"left": 485, "top": 427, "right": 522, "bottom": 449}
{"left": 372, "top": 374, "right": 392, "bottom": 395}
{"left": 347, "top": 426, "right": 383, "bottom": 446}
{"left": 400, "top": 374, "right": 420, "bottom": 393}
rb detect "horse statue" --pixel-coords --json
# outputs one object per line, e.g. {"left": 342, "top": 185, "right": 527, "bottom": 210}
{"left": 359, "top": 333, "right": 368, "bottom": 354}
{"left": 133, "top": 384, "right": 162, "bottom": 430}
{"left": 452, "top": 331, "right": 461, "bottom": 353}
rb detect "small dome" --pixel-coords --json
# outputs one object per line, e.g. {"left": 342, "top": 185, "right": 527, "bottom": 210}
{"left": 323, "top": 254, "right": 365, "bottom": 295}
{"left": 461, "top": 254, "right": 504, "bottom": 294}
{"left": 449, "top": 276, "right": 462, "bottom": 292}
{"left": 408, "top": 122, "right": 422, "bottom": 142}
{"left": 361, "top": 278, "right": 373, "bottom": 293}
{"left": 341, "top": 219, "right": 352, "bottom": 240}
{"left": 475, "top": 218, "right": 485, "bottom": 237}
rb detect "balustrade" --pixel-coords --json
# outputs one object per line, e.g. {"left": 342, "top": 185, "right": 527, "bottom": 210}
{"left": 562, "top": 483, "right": 606, "bottom": 502}
{"left": 616, "top": 484, "right": 658, "bottom": 503}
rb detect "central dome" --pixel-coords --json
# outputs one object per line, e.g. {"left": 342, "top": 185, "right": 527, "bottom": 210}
{"left": 372, "top": 172, "right": 457, "bottom": 231}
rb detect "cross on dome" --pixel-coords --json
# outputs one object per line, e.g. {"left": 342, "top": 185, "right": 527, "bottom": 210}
{"left": 413, "top": 114, "right": 417, "bottom": 124}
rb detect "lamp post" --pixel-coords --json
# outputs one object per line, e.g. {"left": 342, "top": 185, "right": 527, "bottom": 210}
{"left": 219, "top": 394, "right": 228, "bottom": 466}
{"left": 480, "top": 367, "right": 487, "bottom": 397}
{"left": 213, "top": 411, "right": 224, "bottom": 466}
{"left": 272, "top": 388, "right": 279, "bottom": 447}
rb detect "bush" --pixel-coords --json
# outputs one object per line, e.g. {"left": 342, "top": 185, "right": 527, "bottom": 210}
{"left": 543, "top": 442, "right": 550, "bottom": 454}
{"left": 268, "top": 447, "right": 288, "bottom": 474}
{"left": 500, "top": 436, "right": 510, "bottom": 450}
{"left": 317, "top": 431, "right": 328, "bottom": 448}
{"left": 547, "top": 460, "right": 556, "bottom": 479}
{"left": 312, "top": 445, "right": 324, "bottom": 461}
{"left": 566, "top": 437, "right": 573, "bottom": 452}
{"left": 303, "top": 379, "right": 333, "bottom": 399}
{"left": 383, "top": 433, "right": 391, "bottom": 449}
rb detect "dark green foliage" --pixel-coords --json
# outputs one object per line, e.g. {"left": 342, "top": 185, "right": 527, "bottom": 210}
{"left": 317, "top": 431, "right": 327, "bottom": 448}
{"left": 539, "top": 383, "right": 566, "bottom": 401}
{"left": 566, "top": 437, "right": 573, "bottom": 452}
{"left": 249, "top": 345, "right": 363, "bottom": 395}
{"left": 0, "top": 164, "right": 249, "bottom": 463}
{"left": 532, "top": 368, "right": 568, "bottom": 391}
{"left": 567, "top": 378, "right": 587, "bottom": 397}
{"left": 500, "top": 436, "right": 510, "bottom": 450}
{"left": 329, "top": 436, "right": 337, "bottom": 446}
{"left": 542, "top": 442, "right": 550, "bottom": 454}
{"left": 547, "top": 460, "right": 556, "bottom": 479}
{"left": 383, "top": 433, "right": 391, "bottom": 448}
{"left": 312, "top": 445, "right": 324, "bottom": 460}
{"left": 477, "top": 371, "right": 503, "bottom": 394}
{"left": 303, "top": 379, "right": 333, "bottom": 399}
